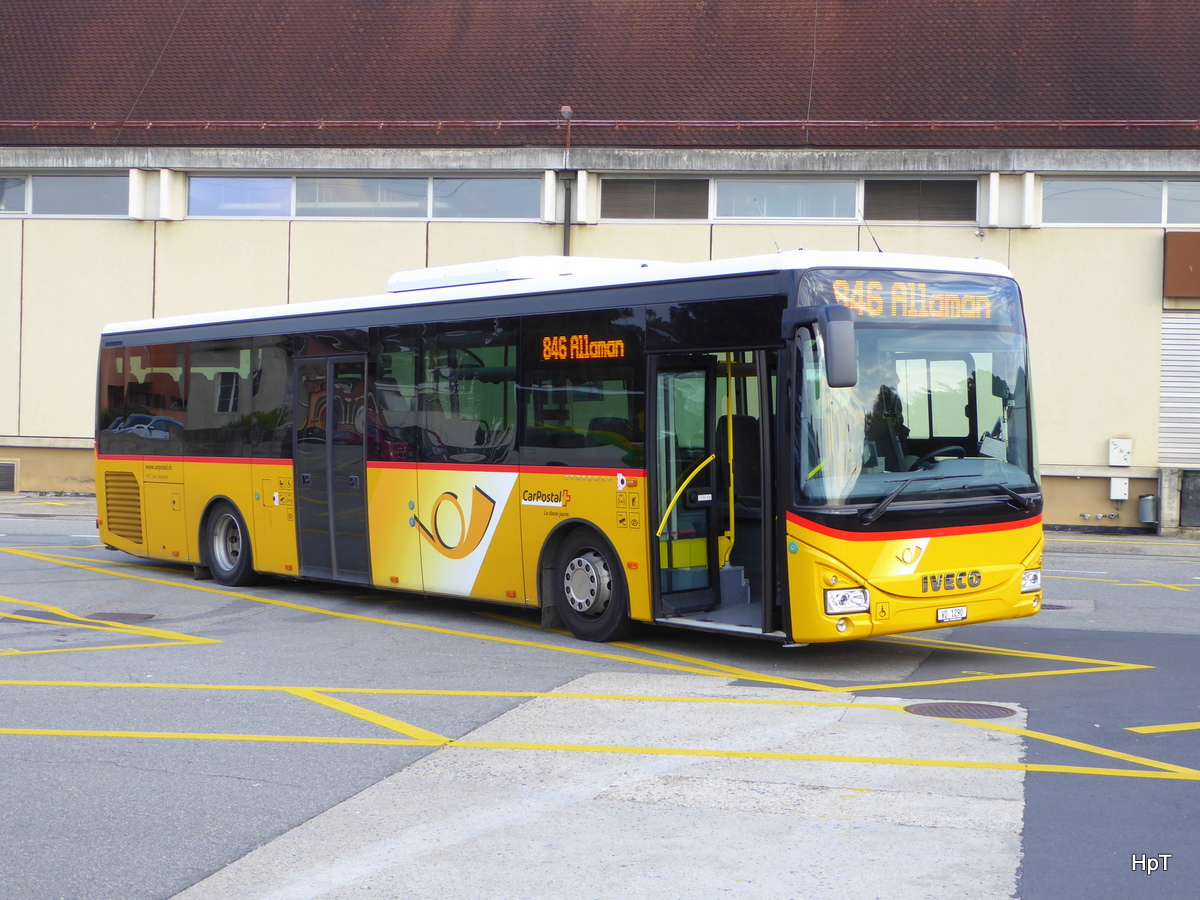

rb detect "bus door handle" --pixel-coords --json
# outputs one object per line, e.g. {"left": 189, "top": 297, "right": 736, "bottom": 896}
{"left": 685, "top": 487, "right": 714, "bottom": 509}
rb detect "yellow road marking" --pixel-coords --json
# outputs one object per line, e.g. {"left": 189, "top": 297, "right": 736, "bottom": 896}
{"left": 6, "top": 548, "right": 826, "bottom": 684}
{"left": 0, "top": 722, "right": 1193, "bottom": 781}
{"left": 1, "top": 544, "right": 1184, "bottom": 782}
{"left": 964, "top": 718, "right": 1199, "bottom": 776}
{"left": 0, "top": 676, "right": 1191, "bottom": 781}
{"left": 0, "top": 593, "right": 217, "bottom": 651}
{"left": 0, "top": 641, "right": 210, "bottom": 658}
{"left": 0, "top": 728, "right": 441, "bottom": 746}
{"left": 0, "top": 678, "right": 888, "bottom": 707}
{"left": 1123, "top": 580, "right": 1190, "bottom": 595}
{"left": 447, "top": 740, "right": 1200, "bottom": 781}
{"left": 1045, "top": 537, "right": 1198, "bottom": 547}
{"left": 286, "top": 688, "right": 449, "bottom": 742}
{"left": 1127, "top": 721, "right": 1200, "bottom": 735}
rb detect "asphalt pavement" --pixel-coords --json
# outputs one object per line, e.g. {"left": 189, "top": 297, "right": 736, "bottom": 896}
{"left": 1, "top": 494, "right": 1197, "bottom": 900}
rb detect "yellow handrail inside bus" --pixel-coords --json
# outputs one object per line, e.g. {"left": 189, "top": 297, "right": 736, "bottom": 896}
{"left": 655, "top": 453, "right": 716, "bottom": 538}
{"left": 721, "top": 353, "right": 736, "bottom": 567}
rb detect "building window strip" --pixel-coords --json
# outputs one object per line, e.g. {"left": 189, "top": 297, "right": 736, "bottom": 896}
{"left": 185, "top": 175, "right": 543, "bottom": 220}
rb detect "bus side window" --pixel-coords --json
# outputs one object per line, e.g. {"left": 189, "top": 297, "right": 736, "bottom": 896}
{"left": 188, "top": 339, "right": 254, "bottom": 458}
{"left": 251, "top": 335, "right": 293, "bottom": 459}
{"left": 421, "top": 320, "right": 517, "bottom": 465}
{"left": 369, "top": 329, "right": 420, "bottom": 462}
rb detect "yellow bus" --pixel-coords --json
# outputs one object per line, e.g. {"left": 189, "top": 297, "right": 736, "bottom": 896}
{"left": 96, "top": 251, "right": 1042, "bottom": 644}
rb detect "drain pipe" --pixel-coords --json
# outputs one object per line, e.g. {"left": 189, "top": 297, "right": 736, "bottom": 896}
{"left": 559, "top": 170, "right": 575, "bottom": 257}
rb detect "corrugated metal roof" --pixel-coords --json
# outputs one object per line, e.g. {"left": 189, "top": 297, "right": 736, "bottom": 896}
{"left": 3, "top": 0, "right": 1199, "bottom": 149}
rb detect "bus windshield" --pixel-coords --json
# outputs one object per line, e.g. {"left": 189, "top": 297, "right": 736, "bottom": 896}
{"left": 795, "top": 269, "right": 1037, "bottom": 509}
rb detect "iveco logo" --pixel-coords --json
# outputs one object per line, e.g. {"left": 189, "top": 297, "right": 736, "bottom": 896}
{"left": 896, "top": 546, "right": 923, "bottom": 566}
{"left": 921, "top": 570, "right": 983, "bottom": 593}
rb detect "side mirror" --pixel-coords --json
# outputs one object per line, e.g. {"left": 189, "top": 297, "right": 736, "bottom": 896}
{"left": 820, "top": 305, "right": 858, "bottom": 388}
{"left": 781, "top": 304, "right": 858, "bottom": 388}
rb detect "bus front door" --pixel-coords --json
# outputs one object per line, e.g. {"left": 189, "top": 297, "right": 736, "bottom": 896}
{"left": 294, "top": 356, "right": 371, "bottom": 584}
{"left": 651, "top": 351, "right": 773, "bottom": 635}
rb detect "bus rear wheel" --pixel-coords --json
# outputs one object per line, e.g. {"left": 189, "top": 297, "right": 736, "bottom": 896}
{"left": 204, "top": 501, "right": 260, "bottom": 586}
{"left": 553, "top": 531, "right": 632, "bottom": 642}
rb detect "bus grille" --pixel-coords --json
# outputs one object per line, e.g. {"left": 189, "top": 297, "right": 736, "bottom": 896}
{"left": 104, "top": 471, "right": 143, "bottom": 544}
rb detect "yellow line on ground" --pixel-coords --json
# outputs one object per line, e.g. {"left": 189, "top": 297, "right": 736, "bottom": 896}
{"left": 0, "top": 727, "right": 441, "bottom": 746}
{"left": 0, "top": 641, "right": 212, "bottom": 658}
{"left": 962, "top": 718, "right": 1200, "bottom": 776}
{"left": 1045, "top": 575, "right": 1120, "bottom": 583}
{"left": 0, "top": 724, "right": 1193, "bottom": 780}
{"left": 607, "top": 640, "right": 830, "bottom": 690}
{"left": 837, "top": 665, "right": 1146, "bottom": 694}
{"left": 0, "top": 679, "right": 899, "bottom": 710}
{"left": 0, "top": 593, "right": 215, "bottom": 644}
{"left": 444, "top": 740, "right": 1200, "bottom": 781}
{"left": 12, "top": 547, "right": 1158, "bottom": 695}
{"left": 1127, "top": 721, "right": 1200, "bottom": 735}
{"left": 0, "top": 677, "right": 1190, "bottom": 780}
{"left": 9, "top": 549, "right": 815, "bottom": 684}
{"left": 881, "top": 635, "right": 1149, "bottom": 669}
{"left": 1045, "top": 538, "right": 1198, "bottom": 547}
{"left": 286, "top": 688, "right": 449, "bottom": 742}
{"left": 478, "top": 611, "right": 835, "bottom": 691}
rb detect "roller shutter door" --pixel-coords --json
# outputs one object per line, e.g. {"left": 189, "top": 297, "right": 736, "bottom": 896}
{"left": 1160, "top": 310, "right": 1200, "bottom": 466}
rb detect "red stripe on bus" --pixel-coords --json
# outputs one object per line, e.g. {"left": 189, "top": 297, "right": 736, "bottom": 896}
{"left": 787, "top": 510, "right": 1042, "bottom": 541}
{"left": 520, "top": 465, "right": 648, "bottom": 477}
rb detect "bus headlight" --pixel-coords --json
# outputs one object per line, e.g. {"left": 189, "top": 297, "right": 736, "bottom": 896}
{"left": 1021, "top": 569, "right": 1042, "bottom": 593}
{"left": 825, "top": 587, "right": 870, "bottom": 615}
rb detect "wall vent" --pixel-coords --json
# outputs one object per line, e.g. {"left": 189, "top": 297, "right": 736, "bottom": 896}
{"left": 0, "top": 460, "right": 16, "bottom": 494}
{"left": 104, "top": 471, "right": 143, "bottom": 543}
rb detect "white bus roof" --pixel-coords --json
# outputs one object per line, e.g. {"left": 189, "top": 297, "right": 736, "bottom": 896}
{"left": 101, "top": 249, "right": 1014, "bottom": 336}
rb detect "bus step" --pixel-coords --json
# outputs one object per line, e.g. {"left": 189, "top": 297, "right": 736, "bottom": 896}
{"left": 718, "top": 564, "right": 751, "bottom": 606}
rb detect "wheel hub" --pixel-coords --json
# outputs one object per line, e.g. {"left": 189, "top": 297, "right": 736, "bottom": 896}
{"left": 563, "top": 550, "right": 611, "bottom": 616}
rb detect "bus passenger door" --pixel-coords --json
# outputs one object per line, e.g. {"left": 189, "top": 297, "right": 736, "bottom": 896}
{"left": 294, "top": 356, "right": 371, "bottom": 584}
{"left": 651, "top": 351, "right": 772, "bottom": 634}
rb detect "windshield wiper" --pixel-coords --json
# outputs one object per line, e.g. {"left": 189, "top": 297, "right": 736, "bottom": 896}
{"left": 860, "top": 474, "right": 953, "bottom": 524}
{"left": 982, "top": 482, "right": 1038, "bottom": 512}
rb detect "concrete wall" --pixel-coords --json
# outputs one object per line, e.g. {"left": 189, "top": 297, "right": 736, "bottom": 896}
{"left": 20, "top": 220, "right": 155, "bottom": 439}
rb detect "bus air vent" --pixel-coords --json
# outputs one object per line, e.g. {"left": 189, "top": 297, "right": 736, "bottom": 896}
{"left": 104, "top": 471, "right": 144, "bottom": 544}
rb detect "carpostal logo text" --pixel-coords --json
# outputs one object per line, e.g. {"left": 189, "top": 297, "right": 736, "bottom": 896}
{"left": 521, "top": 489, "right": 572, "bottom": 508}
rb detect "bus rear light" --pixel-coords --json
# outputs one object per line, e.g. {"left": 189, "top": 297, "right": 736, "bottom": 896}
{"left": 825, "top": 587, "right": 870, "bottom": 615}
{"left": 1021, "top": 569, "right": 1042, "bottom": 593}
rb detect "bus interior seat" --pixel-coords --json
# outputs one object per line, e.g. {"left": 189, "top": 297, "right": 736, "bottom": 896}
{"left": 585, "top": 416, "right": 632, "bottom": 447}
{"left": 716, "top": 414, "right": 762, "bottom": 515}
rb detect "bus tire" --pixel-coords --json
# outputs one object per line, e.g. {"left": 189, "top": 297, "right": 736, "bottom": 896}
{"left": 203, "top": 501, "right": 260, "bottom": 587}
{"left": 553, "top": 530, "right": 632, "bottom": 642}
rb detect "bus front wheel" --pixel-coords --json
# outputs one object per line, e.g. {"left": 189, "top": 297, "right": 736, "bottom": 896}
{"left": 553, "top": 531, "right": 632, "bottom": 642}
{"left": 204, "top": 501, "right": 260, "bottom": 586}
